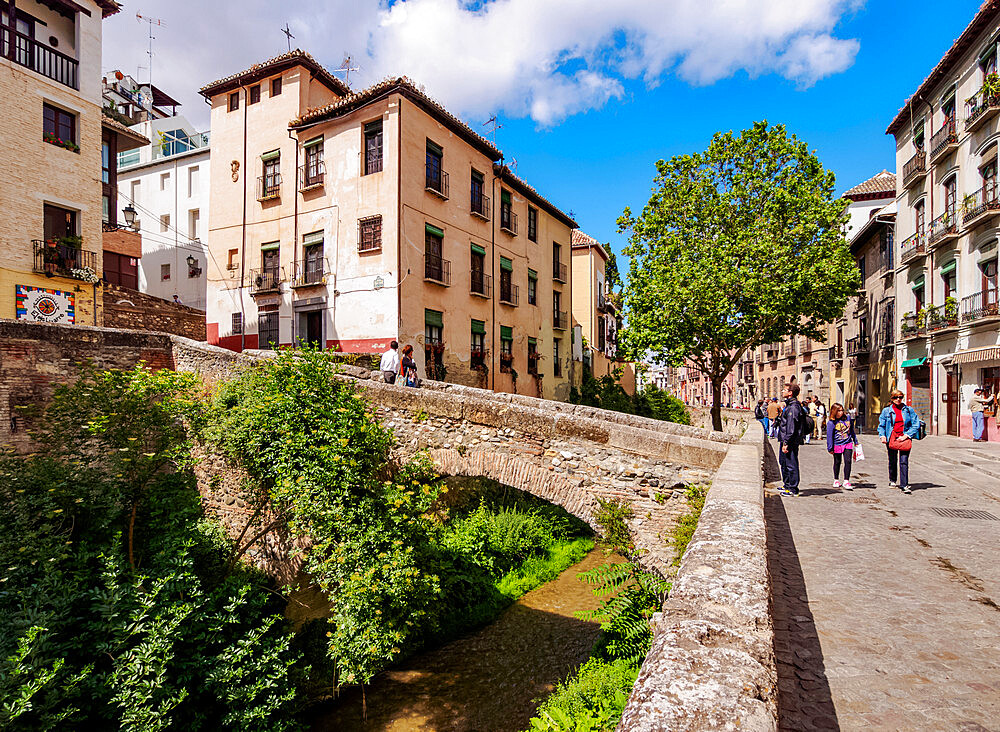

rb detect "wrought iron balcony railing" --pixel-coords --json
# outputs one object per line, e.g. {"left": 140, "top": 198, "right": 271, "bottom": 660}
{"left": 471, "top": 192, "right": 491, "bottom": 220}
{"left": 499, "top": 281, "right": 519, "bottom": 306}
{"left": 500, "top": 208, "right": 518, "bottom": 235}
{"left": 425, "top": 167, "right": 449, "bottom": 199}
{"left": 32, "top": 240, "right": 97, "bottom": 279}
{"left": 424, "top": 254, "right": 451, "bottom": 285}
{"left": 846, "top": 333, "right": 870, "bottom": 357}
{"left": 902, "top": 151, "right": 927, "bottom": 188}
{"left": 900, "top": 313, "right": 926, "bottom": 338}
{"left": 929, "top": 118, "right": 958, "bottom": 161}
{"left": 966, "top": 89, "right": 1000, "bottom": 131}
{"left": 291, "top": 260, "right": 328, "bottom": 287}
{"left": 553, "top": 310, "right": 568, "bottom": 330}
{"left": 553, "top": 261, "right": 568, "bottom": 283}
{"left": 900, "top": 231, "right": 927, "bottom": 264}
{"left": 257, "top": 174, "right": 281, "bottom": 201}
{"left": 249, "top": 267, "right": 282, "bottom": 294}
{"left": 3, "top": 28, "right": 78, "bottom": 89}
{"left": 926, "top": 303, "right": 960, "bottom": 332}
{"left": 299, "top": 162, "right": 324, "bottom": 190}
{"left": 470, "top": 271, "right": 492, "bottom": 297}
{"left": 828, "top": 344, "right": 844, "bottom": 361}
{"left": 928, "top": 211, "right": 959, "bottom": 246}
{"left": 962, "top": 184, "right": 1000, "bottom": 226}
{"left": 962, "top": 288, "right": 1000, "bottom": 322}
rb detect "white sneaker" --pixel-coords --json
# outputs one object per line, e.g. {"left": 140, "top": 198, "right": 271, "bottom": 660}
{"left": 833, "top": 480, "right": 841, "bottom": 488}
{"left": 888, "top": 481, "right": 897, "bottom": 489}
{"left": 843, "top": 481, "right": 854, "bottom": 491}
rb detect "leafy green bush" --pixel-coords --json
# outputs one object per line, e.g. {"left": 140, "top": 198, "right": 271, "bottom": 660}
{"left": 527, "top": 657, "right": 640, "bottom": 732}
{"left": 593, "top": 498, "right": 634, "bottom": 554}
{"left": 670, "top": 484, "right": 708, "bottom": 567}
{"left": 0, "top": 367, "right": 301, "bottom": 731}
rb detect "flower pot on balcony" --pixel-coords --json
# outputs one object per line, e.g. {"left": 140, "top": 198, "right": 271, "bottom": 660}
{"left": 431, "top": 342, "right": 446, "bottom": 355}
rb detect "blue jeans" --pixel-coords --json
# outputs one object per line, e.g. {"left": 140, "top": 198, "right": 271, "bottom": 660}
{"left": 779, "top": 442, "right": 801, "bottom": 492}
{"left": 973, "top": 411, "right": 985, "bottom": 440}
{"left": 887, "top": 447, "right": 910, "bottom": 487}
{"left": 759, "top": 417, "right": 769, "bottom": 435}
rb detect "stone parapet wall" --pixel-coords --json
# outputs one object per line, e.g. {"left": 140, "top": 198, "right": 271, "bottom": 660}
{"left": 688, "top": 405, "right": 753, "bottom": 435}
{"left": 618, "top": 422, "right": 777, "bottom": 732}
{"left": 103, "top": 283, "right": 207, "bottom": 341}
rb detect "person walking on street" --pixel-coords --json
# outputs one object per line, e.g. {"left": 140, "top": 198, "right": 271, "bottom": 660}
{"left": 969, "top": 387, "right": 995, "bottom": 442}
{"left": 826, "top": 403, "right": 858, "bottom": 490}
{"left": 380, "top": 341, "right": 400, "bottom": 384}
{"left": 804, "top": 396, "right": 818, "bottom": 444}
{"left": 767, "top": 397, "right": 782, "bottom": 438}
{"left": 755, "top": 399, "right": 769, "bottom": 435}
{"left": 878, "top": 389, "right": 921, "bottom": 494}
{"left": 777, "top": 383, "right": 806, "bottom": 496}
{"left": 816, "top": 399, "right": 828, "bottom": 437}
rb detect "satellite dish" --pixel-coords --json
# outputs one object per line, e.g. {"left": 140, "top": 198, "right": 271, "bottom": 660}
{"left": 115, "top": 70, "right": 124, "bottom": 80}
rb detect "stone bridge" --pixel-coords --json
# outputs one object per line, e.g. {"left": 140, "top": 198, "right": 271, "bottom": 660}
{"left": 0, "top": 320, "right": 775, "bottom": 731}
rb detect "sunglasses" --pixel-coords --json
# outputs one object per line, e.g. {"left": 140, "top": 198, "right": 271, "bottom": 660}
{"left": 891, "top": 396, "right": 903, "bottom": 400}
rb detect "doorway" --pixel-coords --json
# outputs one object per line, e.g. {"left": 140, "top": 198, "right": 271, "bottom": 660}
{"left": 298, "top": 310, "right": 323, "bottom": 348}
{"left": 945, "top": 368, "right": 959, "bottom": 436}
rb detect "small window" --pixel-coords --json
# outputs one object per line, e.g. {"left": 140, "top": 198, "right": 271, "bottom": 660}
{"left": 527, "top": 338, "right": 538, "bottom": 375}
{"left": 229, "top": 92, "right": 240, "bottom": 112}
{"left": 161, "top": 263, "right": 171, "bottom": 281}
{"left": 160, "top": 172, "right": 170, "bottom": 191}
{"left": 364, "top": 120, "right": 383, "bottom": 175}
{"left": 43, "top": 103, "right": 76, "bottom": 146}
{"left": 188, "top": 209, "right": 200, "bottom": 240}
{"left": 527, "top": 206, "right": 538, "bottom": 242}
{"left": 160, "top": 214, "right": 170, "bottom": 233}
{"left": 527, "top": 269, "right": 537, "bottom": 305}
{"left": 303, "top": 137, "right": 324, "bottom": 187}
{"left": 271, "top": 77, "right": 282, "bottom": 96}
{"left": 359, "top": 215, "right": 382, "bottom": 252}
{"left": 913, "top": 121, "right": 924, "bottom": 150}
{"left": 553, "top": 339, "right": 562, "bottom": 377}
{"left": 188, "top": 166, "right": 199, "bottom": 197}
{"left": 249, "top": 84, "right": 260, "bottom": 104}
{"left": 232, "top": 312, "right": 243, "bottom": 334}
{"left": 227, "top": 248, "right": 239, "bottom": 270}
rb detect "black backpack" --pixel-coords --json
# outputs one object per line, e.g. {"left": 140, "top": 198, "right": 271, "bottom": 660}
{"left": 802, "top": 408, "right": 815, "bottom": 436}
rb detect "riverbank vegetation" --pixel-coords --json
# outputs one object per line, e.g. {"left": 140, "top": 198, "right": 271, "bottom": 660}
{"left": 0, "top": 352, "right": 593, "bottom": 730}
{"left": 526, "top": 485, "right": 709, "bottom": 731}
{"left": 571, "top": 368, "right": 690, "bottom": 425}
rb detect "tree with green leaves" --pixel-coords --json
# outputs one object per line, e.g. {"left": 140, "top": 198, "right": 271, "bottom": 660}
{"left": 618, "top": 121, "right": 860, "bottom": 431}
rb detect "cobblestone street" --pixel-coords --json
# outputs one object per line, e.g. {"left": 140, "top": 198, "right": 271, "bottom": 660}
{"left": 766, "top": 433, "right": 1000, "bottom": 731}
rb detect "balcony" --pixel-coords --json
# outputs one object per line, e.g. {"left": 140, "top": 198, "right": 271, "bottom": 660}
{"left": 928, "top": 211, "right": 960, "bottom": 247}
{"left": 500, "top": 208, "right": 518, "bottom": 235}
{"left": 829, "top": 344, "right": 844, "bottom": 362}
{"left": 291, "top": 260, "right": 327, "bottom": 288}
{"left": 151, "top": 130, "right": 210, "bottom": 162}
{"left": 470, "top": 271, "right": 492, "bottom": 298}
{"left": 846, "top": 333, "right": 870, "bottom": 357}
{"left": 965, "top": 89, "right": 1000, "bottom": 132}
{"left": 962, "top": 185, "right": 1000, "bottom": 227}
{"left": 900, "top": 313, "right": 926, "bottom": 339}
{"left": 425, "top": 168, "right": 449, "bottom": 199}
{"left": 855, "top": 290, "right": 868, "bottom": 315}
{"left": 2, "top": 28, "right": 78, "bottom": 89}
{"left": 553, "top": 310, "right": 568, "bottom": 330}
{"left": 499, "top": 282, "right": 519, "bottom": 306}
{"left": 249, "top": 267, "right": 282, "bottom": 294}
{"left": 929, "top": 119, "right": 958, "bottom": 163}
{"left": 597, "top": 291, "right": 610, "bottom": 312}
{"left": 879, "top": 251, "right": 894, "bottom": 275}
{"left": 900, "top": 232, "right": 927, "bottom": 264}
{"left": 424, "top": 254, "right": 451, "bottom": 285}
{"left": 926, "top": 303, "right": 959, "bottom": 332}
{"left": 902, "top": 151, "right": 927, "bottom": 189}
{"left": 553, "top": 261, "right": 568, "bottom": 283}
{"left": 962, "top": 288, "right": 1000, "bottom": 322}
{"left": 257, "top": 174, "right": 281, "bottom": 201}
{"left": 299, "top": 163, "right": 324, "bottom": 191}
{"left": 32, "top": 240, "right": 97, "bottom": 279}
{"left": 471, "top": 192, "right": 491, "bottom": 220}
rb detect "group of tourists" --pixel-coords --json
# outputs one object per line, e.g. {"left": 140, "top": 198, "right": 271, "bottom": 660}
{"left": 755, "top": 385, "right": 925, "bottom": 497}
{"left": 379, "top": 341, "right": 421, "bottom": 388}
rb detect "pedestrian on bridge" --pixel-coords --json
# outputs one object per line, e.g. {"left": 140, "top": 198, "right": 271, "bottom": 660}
{"left": 755, "top": 399, "right": 769, "bottom": 435}
{"left": 826, "top": 403, "right": 858, "bottom": 490}
{"left": 767, "top": 397, "right": 782, "bottom": 438}
{"left": 777, "top": 383, "right": 807, "bottom": 496}
{"left": 878, "top": 390, "right": 920, "bottom": 494}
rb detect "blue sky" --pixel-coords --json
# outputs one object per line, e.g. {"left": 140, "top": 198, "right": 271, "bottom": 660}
{"left": 103, "top": 0, "right": 985, "bottom": 266}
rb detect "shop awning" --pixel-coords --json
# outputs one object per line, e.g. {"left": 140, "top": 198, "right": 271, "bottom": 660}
{"left": 952, "top": 346, "right": 1000, "bottom": 364}
{"left": 901, "top": 357, "right": 928, "bottom": 368}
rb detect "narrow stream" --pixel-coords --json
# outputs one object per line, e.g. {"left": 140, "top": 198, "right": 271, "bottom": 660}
{"left": 315, "top": 548, "right": 614, "bottom": 731}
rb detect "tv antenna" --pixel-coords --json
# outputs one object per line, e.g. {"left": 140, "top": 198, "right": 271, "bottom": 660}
{"left": 135, "top": 12, "right": 164, "bottom": 86}
{"left": 334, "top": 54, "right": 360, "bottom": 85}
{"left": 281, "top": 23, "right": 295, "bottom": 52}
{"left": 483, "top": 115, "right": 502, "bottom": 147}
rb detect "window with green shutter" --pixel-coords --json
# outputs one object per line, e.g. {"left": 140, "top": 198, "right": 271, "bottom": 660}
{"left": 471, "top": 319, "right": 486, "bottom": 368}
{"left": 500, "top": 325, "right": 513, "bottom": 371}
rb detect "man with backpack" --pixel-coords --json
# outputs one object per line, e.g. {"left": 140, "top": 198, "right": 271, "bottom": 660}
{"left": 754, "top": 399, "right": 769, "bottom": 435}
{"left": 777, "top": 383, "right": 810, "bottom": 496}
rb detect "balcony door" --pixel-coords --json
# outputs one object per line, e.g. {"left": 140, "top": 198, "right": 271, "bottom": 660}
{"left": 945, "top": 368, "right": 959, "bottom": 436}
{"left": 44, "top": 204, "right": 76, "bottom": 241}
{"left": 984, "top": 259, "right": 998, "bottom": 312}
{"left": 944, "top": 177, "right": 957, "bottom": 219}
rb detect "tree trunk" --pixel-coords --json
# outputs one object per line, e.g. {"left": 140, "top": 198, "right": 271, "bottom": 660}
{"left": 711, "top": 377, "right": 723, "bottom": 432}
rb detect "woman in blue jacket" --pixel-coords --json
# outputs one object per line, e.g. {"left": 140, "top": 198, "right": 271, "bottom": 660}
{"left": 877, "top": 389, "right": 921, "bottom": 494}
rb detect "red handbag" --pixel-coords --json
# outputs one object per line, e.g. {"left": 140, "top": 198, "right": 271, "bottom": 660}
{"left": 888, "top": 433, "right": 912, "bottom": 451}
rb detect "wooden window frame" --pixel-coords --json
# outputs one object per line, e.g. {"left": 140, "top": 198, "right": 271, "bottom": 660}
{"left": 249, "top": 84, "right": 261, "bottom": 104}
{"left": 43, "top": 103, "right": 76, "bottom": 145}
{"left": 228, "top": 91, "right": 239, "bottom": 112}
{"left": 271, "top": 77, "right": 282, "bottom": 96}
{"left": 358, "top": 215, "right": 382, "bottom": 253}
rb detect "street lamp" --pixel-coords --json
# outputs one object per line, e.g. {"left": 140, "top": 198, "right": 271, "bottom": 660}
{"left": 186, "top": 254, "right": 197, "bottom": 268}
{"left": 122, "top": 204, "right": 137, "bottom": 228}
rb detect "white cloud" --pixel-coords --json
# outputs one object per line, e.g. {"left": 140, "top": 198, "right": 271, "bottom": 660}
{"left": 102, "top": 0, "right": 862, "bottom": 128}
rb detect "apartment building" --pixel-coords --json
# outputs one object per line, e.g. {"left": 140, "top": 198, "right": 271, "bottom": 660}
{"left": 570, "top": 230, "right": 626, "bottom": 383}
{"left": 201, "top": 52, "right": 576, "bottom": 400}
{"left": 888, "top": 1, "right": 1000, "bottom": 439}
{"left": 827, "top": 172, "right": 897, "bottom": 430}
{"left": 115, "top": 114, "right": 210, "bottom": 310}
{"left": 0, "top": 0, "right": 120, "bottom": 325}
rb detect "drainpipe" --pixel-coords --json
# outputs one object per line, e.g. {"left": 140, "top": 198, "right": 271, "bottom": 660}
{"left": 491, "top": 161, "right": 501, "bottom": 392}
{"left": 239, "top": 83, "right": 248, "bottom": 352}
{"left": 287, "top": 127, "right": 300, "bottom": 346}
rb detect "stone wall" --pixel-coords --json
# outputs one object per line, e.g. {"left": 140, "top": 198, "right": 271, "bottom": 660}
{"left": 688, "top": 405, "right": 753, "bottom": 435}
{"left": 618, "top": 422, "right": 777, "bottom": 732}
{"left": 103, "top": 283, "right": 207, "bottom": 341}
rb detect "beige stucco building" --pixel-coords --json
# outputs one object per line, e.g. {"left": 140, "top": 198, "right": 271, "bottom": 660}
{"left": 201, "top": 52, "right": 576, "bottom": 400}
{"left": 888, "top": 2, "right": 1000, "bottom": 439}
{"left": 0, "top": 0, "right": 120, "bottom": 326}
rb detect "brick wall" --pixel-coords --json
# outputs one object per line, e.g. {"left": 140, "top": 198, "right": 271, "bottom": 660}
{"left": 103, "top": 283, "right": 207, "bottom": 340}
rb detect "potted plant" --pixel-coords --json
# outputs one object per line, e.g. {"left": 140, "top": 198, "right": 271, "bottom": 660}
{"left": 945, "top": 296, "right": 959, "bottom": 322}
{"left": 961, "top": 193, "right": 978, "bottom": 217}
{"left": 982, "top": 72, "right": 1000, "bottom": 103}
{"left": 431, "top": 341, "right": 446, "bottom": 355}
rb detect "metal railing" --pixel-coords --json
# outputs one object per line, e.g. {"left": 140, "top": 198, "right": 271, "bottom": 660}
{"left": 151, "top": 130, "right": 210, "bottom": 161}
{"left": 32, "top": 240, "right": 97, "bottom": 278}
{"left": 424, "top": 254, "right": 451, "bottom": 285}
{"left": 962, "top": 184, "right": 1000, "bottom": 225}
{"left": 470, "top": 271, "right": 492, "bottom": 297}
{"left": 962, "top": 288, "right": 1000, "bottom": 322}
{"left": 900, "top": 313, "right": 926, "bottom": 338}
{"left": 299, "top": 162, "right": 324, "bottom": 190}
{"left": 364, "top": 150, "right": 383, "bottom": 175}
{"left": 3, "top": 28, "right": 78, "bottom": 89}
{"left": 358, "top": 216, "right": 382, "bottom": 252}
{"left": 257, "top": 174, "right": 281, "bottom": 201}
{"left": 902, "top": 151, "right": 926, "bottom": 187}
{"left": 471, "top": 192, "right": 491, "bottom": 219}
{"left": 966, "top": 89, "right": 1000, "bottom": 130}
{"left": 900, "top": 231, "right": 927, "bottom": 264}
{"left": 499, "top": 281, "right": 519, "bottom": 306}
{"left": 828, "top": 344, "right": 844, "bottom": 361}
{"left": 553, "top": 261, "right": 568, "bottom": 282}
{"left": 928, "top": 210, "right": 958, "bottom": 245}
{"left": 291, "top": 260, "right": 327, "bottom": 287}
{"left": 425, "top": 167, "right": 449, "bottom": 198}
{"left": 846, "top": 333, "right": 870, "bottom": 357}
{"left": 500, "top": 207, "right": 518, "bottom": 235}
{"left": 249, "top": 267, "right": 282, "bottom": 294}
{"left": 926, "top": 303, "right": 959, "bottom": 332}
{"left": 929, "top": 118, "right": 958, "bottom": 160}
{"left": 553, "top": 310, "right": 568, "bottom": 329}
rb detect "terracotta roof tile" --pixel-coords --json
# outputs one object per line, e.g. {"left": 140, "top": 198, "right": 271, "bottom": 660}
{"left": 843, "top": 170, "right": 896, "bottom": 201}
{"left": 101, "top": 114, "right": 149, "bottom": 148}
{"left": 199, "top": 49, "right": 349, "bottom": 99}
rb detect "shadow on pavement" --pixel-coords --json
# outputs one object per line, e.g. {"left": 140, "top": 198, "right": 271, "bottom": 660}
{"left": 764, "top": 440, "right": 841, "bottom": 732}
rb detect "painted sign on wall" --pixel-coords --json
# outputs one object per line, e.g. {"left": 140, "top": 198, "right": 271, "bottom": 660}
{"left": 15, "top": 285, "right": 76, "bottom": 324}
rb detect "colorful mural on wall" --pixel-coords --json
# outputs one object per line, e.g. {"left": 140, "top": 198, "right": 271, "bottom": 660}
{"left": 15, "top": 285, "right": 75, "bottom": 324}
